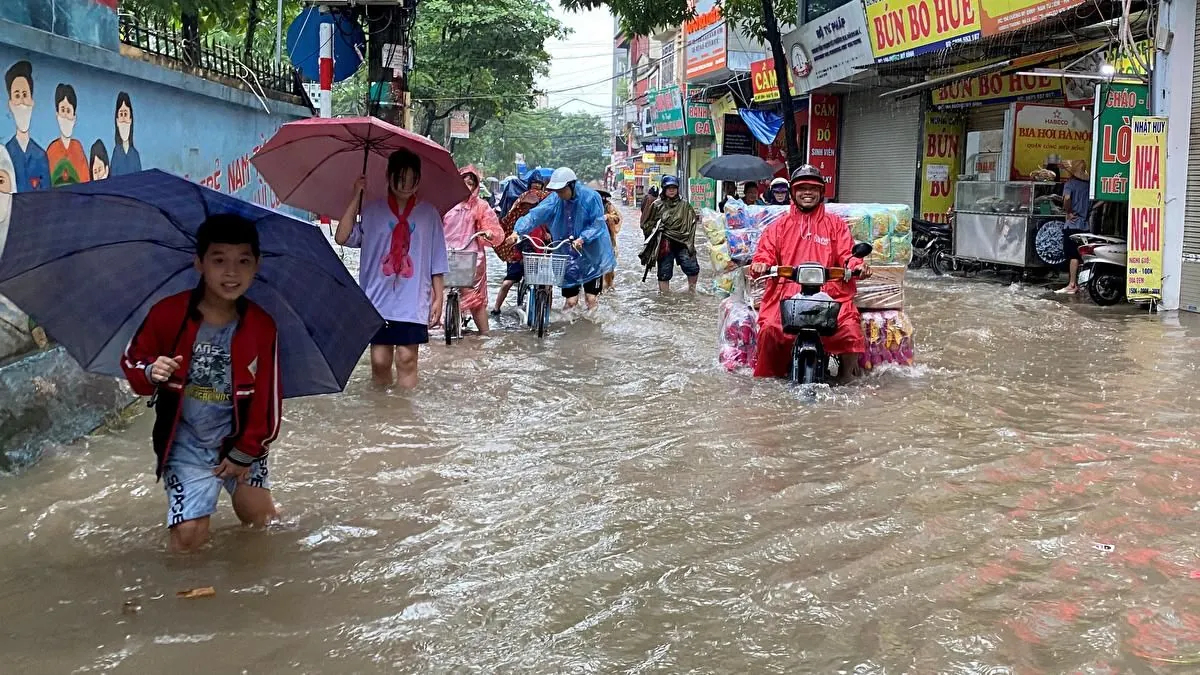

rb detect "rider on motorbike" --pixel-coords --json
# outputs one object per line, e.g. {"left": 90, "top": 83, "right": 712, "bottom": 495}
{"left": 505, "top": 167, "right": 616, "bottom": 311}
{"left": 749, "top": 165, "right": 872, "bottom": 380}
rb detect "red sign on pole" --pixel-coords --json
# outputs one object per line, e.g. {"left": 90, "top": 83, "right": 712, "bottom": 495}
{"left": 807, "top": 93, "right": 840, "bottom": 199}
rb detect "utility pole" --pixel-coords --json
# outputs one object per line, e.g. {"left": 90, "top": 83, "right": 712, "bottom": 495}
{"left": 760, "top": 0, "right": 802, "bottom": 171}
{"left": 366, "top": 3, "right": 414, "bottom": 129}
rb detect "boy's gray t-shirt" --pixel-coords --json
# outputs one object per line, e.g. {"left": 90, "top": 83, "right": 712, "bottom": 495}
{"left": 172, "top": 321, "right": 237, "bottom": 456}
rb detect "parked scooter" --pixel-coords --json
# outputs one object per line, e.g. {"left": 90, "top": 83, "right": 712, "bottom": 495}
{"left": 1072, "top": 232, "right": 1127, "bottom": 305}
{"left": 911, "top": 218, "right": 953, "bottom": 275}
{"left": 774, "top": 242, "right": 873, "bottom": 385}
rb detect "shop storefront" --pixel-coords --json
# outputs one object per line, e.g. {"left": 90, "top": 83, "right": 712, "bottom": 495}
{"left": 838, "top": 92, "right": 922, "bottom": 206}
{"left": 1181, "top": 16, "right": 1200, "bottom": 310}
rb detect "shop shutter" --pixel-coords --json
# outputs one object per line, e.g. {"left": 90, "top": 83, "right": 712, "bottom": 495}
{"left": 1181, "top": 20, "right": 1200, "bottom": 311}
{"left": 838, "top": 91, "right": 921, "bottom": 206}
{"left": 967, "top": 104, "right": 1007, "bottom": 132}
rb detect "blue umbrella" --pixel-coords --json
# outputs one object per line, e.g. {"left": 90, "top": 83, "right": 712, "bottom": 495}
{"left": 0, "top": 169, "right": 382, "bottom": 398}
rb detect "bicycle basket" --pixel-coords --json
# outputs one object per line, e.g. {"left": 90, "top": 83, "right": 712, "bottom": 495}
{"left": 445, "top": 250, "right": 478, "bottom": 288}
{"left": 523, "top": 252, "right": 569, "bottom": 287}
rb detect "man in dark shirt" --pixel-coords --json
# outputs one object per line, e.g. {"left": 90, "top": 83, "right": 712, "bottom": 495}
{"left": 1057, "top": 159, "right": 1093, "bottom": 294}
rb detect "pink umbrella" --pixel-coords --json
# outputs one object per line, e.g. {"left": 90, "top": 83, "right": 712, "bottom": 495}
{"left": 251, "top": 116, "right": 470, "bottom": 217}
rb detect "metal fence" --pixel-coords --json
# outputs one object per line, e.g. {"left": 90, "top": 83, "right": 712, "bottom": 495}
{"left": 118, "top": 15, "right": 301, "bottom": 97}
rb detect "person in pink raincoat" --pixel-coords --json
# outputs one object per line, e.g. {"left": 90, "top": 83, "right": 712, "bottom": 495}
{"left": 442, "top": 166, "right": 503, "bottom": 335}
{"left": 750, "top": 165, "right": 872, "bottom": 380}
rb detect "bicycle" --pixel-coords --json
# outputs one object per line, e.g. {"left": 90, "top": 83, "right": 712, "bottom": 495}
{"left": 443, "top": 231, "right": 490, "bottom": 345}
{"left": 519, "top": 237, "right": 573, "bottom": 339}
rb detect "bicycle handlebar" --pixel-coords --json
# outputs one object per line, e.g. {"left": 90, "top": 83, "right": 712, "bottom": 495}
{"left": 518, "top": 236, "right": 574, "bottom": 252}
{"left": 450, "top": 230, "right": 493, "bottom": 252}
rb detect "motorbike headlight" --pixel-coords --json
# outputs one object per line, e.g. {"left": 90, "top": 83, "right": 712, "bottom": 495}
{"left": 796, "top": 265, "right": 826, "bottom": 285}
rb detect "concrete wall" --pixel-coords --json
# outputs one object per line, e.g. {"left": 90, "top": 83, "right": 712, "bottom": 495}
{"left": 0, "top": 18, "right": 310, "bottom": 469}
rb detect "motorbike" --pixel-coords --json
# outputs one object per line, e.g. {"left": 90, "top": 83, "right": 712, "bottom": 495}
{"left": 775, "top": 242, "right": 873, "bottom": 385}
{"left": 1072, "top": 232, "right": 1127, "bottom": 305}
{"left": 911, "top": 218, "right": 953, "bottom": 275}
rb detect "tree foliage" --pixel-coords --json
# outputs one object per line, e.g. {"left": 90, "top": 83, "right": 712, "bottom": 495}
{"left": 453, "top": 109, "right": 610, "bottom": 182}
{"left": 409, "top": 0, "right": 568, "bottom": 142}
{"left": 561, "top": 0, "right": 797, "bottom": 41}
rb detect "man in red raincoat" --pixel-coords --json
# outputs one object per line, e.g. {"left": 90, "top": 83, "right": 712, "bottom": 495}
{"left": 749, "top": 165, "right": 871, "bottom": 379}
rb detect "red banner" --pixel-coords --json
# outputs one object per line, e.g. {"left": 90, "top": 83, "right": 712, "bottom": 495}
{"left": 808, "top": 93, "right": 840, "bottom": 199}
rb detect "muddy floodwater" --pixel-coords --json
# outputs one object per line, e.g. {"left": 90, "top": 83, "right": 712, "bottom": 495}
{"left": 5, "top": 208, "right": 1200, "bottom": 673}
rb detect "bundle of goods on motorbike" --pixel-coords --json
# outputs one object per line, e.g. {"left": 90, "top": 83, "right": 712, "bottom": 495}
{"left": 708, "top": 201, "right": 918, "bottom": 375}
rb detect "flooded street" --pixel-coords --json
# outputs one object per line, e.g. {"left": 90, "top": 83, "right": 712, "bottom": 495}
{"left": 6, "top": 208, "right": 1200, "bottom": 673}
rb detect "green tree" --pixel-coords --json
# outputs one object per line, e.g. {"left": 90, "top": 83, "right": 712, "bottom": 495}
{"left": 453, "top": 109, "right": 609, "bottom": 182}
{"left": 409, "top": 0, "right": 569, "bottom": 142}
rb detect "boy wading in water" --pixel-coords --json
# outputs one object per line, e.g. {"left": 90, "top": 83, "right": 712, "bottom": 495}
{"left": 336, "top": 149, "right": 447, "bottom": 389}
{"left": 122, "top": 214, "right": 281, "bottom": 553}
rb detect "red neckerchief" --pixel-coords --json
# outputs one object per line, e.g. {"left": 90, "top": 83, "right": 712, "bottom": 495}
{"left": 381, "top": 193, "right": 417, "bottom": 280}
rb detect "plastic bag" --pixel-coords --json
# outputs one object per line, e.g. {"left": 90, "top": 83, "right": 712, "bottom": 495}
{"left": 700, "top": 208, "right": 726, "bottom": 246}
{"left": 855, "top": 264, "right": 906, "bottom": 310}
{"left": 724, "top": 204, "right": 790, "bottom": 265}
{"left": 859, "top": 310, "right": 915, "bottom": 371}
{"left": 712, "top": 268, "right": 739, "bottom": 298}
{"left": 708, "top": 242, "right": 734, "bottom": 272}
{"left": 717, "top": 272, "right": 758, "bottom": 373}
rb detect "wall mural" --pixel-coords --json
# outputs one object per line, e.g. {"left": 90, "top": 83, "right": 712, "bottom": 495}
{"left": 0, "top": 47, "right": 305, "bottom": 362}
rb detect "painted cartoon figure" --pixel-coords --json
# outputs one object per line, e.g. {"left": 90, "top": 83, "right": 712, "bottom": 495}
{"left": 110, "top": 91, "right": 141, "bottom": 175}
{"left": 5, "top": 60, "right": 50, "bottom": 192}
{"left": 0, "top": 143, "right": 15, "bottom": 256}
{"left": 47, "top": 82, "right": 89, "bottom": 186}
{"left": 89, "top": 139, "right": 109, "bottom": 180}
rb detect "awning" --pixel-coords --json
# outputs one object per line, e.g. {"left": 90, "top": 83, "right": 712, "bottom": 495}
{"left": 879, "top": 40, "right": 1110, "bottom": 99}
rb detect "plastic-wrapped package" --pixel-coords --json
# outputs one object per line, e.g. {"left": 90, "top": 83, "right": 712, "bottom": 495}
{"left": 826, "top": 203, "right": 914, "bottom": 265}
{"left": 717, "top": 274, "right": 758, "bottom": 373}
{"left": 712, "top": 268, "right": 739, "bottom": 298}
{"left": 708, "top": 242, "right": 734, "bottom": 272}
{"left": 700, "top": 208, "right": 726, "bottom": 246}
{"left": 858, "top": 310, "right": 915, "bottom": 371}
{"left": 724, "top": 204, "right": 790, "bottom": 264}
{"left": 855, "top": 264, "right": 906, "bottom": 310}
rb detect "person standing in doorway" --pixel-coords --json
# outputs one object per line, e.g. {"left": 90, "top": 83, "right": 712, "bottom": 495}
{"left": 1056, "top": 159, "right": 1093, "bottom": 295}
{"left": 335, "top": 149, "right": 447, "bottom": 389}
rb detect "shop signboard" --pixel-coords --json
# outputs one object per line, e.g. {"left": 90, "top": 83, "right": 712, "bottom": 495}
{"left": 978, "top": 0, "right": 1085, "bottom": 36}
{"left": 723, "top": 114, "right": 755, "bottom": 155}
{"left": 1092, "top": 83, "right": 1149, "bottom": 202}
{"left": 644, "top": 138, "right": 672, "bottom": 154}
{"left": 690, "top": 177, "right": 717, "bottom": 211}
{"left": 807, "top": 93, "right": 840, "bottom": 200}
{"left": 448, "top": 110, "right": 470, "bottom": 139}
{"left": 865, "top": 0, "right": 981, "bottom": 63}
{"left": 686, "top": 0, "right": 727, "bottom": 79}
{"left": 750, "top": 57, "right": 795, "bottom": 102}
{"left": 650, "top": 86, "right": 686, "bottom": 137}
{"left": 920, "top": 112, "right": 964, "bottom": 223}
{"left": 1127, "top": 116, "right": 1166, "bottom": 301}
{"left": 783, "top": 2, "right": 874, "bottom": 94}
{"left": 1010, "top": 104, "right": 1092, "bottom": 180}
{"left": 686, "top": 100, "right": 715, "bottom": 136}
{"left": 931, "top": 71, "right": 1059, "bottom": 109}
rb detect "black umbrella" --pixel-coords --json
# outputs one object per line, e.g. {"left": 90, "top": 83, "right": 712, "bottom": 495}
{"left": 699, "top": 154, "right": 777, "bottom": 181}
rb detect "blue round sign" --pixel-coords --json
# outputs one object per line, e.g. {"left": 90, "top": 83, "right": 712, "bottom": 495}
{"left": 286, "top": 8, "right": 365, "bottom": 83}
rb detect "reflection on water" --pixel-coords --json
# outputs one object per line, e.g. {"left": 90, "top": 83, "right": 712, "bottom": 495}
{"left": 4, "top": 209, "right": 1200, "bottom": 673}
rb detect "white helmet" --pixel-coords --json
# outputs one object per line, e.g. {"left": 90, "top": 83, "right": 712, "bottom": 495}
{"left": 546, "top": 167, "right": 577, "bottom": 190}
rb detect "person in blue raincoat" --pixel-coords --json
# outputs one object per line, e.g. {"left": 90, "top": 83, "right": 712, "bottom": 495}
{"left": 505, "top": 167, "right": 616, "bottom": 311}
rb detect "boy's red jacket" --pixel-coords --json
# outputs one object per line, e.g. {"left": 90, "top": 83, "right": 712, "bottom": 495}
{"left": 121, "top": 290, "right": 282, "bottom": 477}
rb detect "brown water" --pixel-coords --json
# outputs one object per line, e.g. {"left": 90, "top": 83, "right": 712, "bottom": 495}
{"left": 4, "top": 210, "right": 1200, "bottom": 673}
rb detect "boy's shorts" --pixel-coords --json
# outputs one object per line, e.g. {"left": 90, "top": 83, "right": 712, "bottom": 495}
{"left": 504, "top": 260, "right": 524, "bottom": 282}
{"left": 658, "top": 240, "right": 701, "bottom": 282}
{"left": 162, "top": 442, "right": 270, "bottom": 528}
